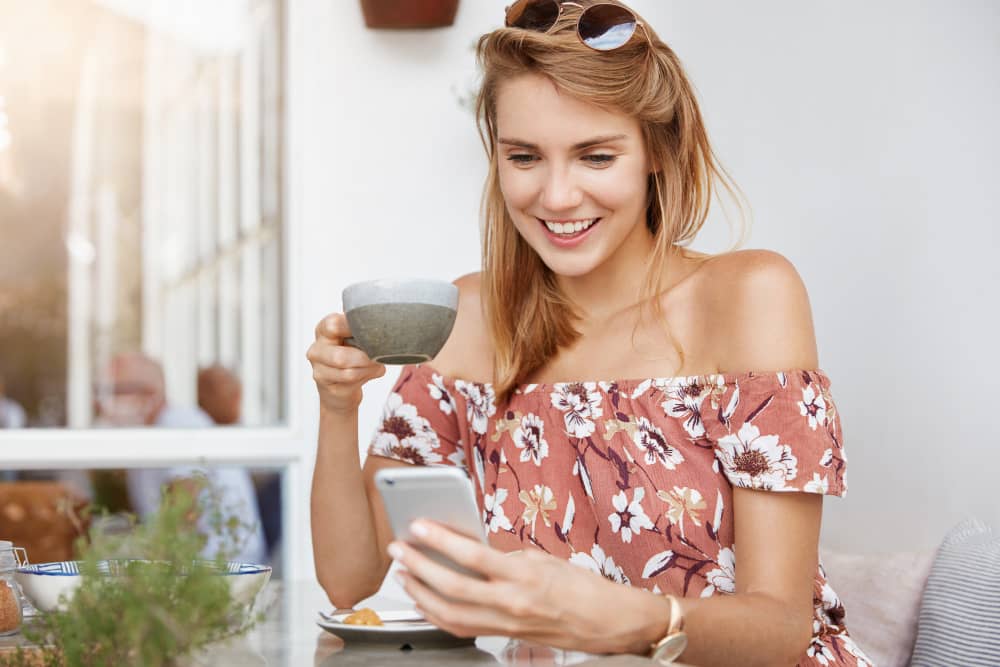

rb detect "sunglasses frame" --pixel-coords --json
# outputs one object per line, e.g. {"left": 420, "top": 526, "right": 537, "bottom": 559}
{"left": 504, "top": 0, "right": 651, "bottom": 52}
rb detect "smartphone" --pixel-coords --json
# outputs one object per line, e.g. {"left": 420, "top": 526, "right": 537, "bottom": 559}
{"left": 374, "top": 466, "right": 487, "bottom": 580}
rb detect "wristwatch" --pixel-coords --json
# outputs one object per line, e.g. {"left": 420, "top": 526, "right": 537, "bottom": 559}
{"left": 649, "top": 594, "right": 687, "bottom": 665}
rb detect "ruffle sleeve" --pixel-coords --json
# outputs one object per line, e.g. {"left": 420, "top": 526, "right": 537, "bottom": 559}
{"left": 704, "top": 370, "right": 847, "bottom": 496}
{"left": 366, "top": 364, "right": 467, "bottom": 470}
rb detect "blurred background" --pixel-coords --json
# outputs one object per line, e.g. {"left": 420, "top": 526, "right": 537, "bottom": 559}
{"left": 0, "top": 0, "right": 997, "bottom": 584}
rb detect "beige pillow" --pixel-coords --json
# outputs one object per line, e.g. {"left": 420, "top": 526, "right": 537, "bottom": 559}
{"left": 819, "top": 546, "right": 935, "bottom": 667}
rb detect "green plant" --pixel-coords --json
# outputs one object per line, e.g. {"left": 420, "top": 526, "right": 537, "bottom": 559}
{"left": 5, "top": 476, "right": 269, "bottom": 667}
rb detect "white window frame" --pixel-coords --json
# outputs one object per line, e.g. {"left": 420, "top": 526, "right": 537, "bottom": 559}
{"left": 0, "top": 0, "right": 316, "bottom": 582}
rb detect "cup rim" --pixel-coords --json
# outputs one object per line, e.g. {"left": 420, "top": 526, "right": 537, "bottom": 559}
{"left": 342, "top": 278, "right": 459, "bottom": 311}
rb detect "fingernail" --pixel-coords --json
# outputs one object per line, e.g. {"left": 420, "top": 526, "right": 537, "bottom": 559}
{"left": 388, "top": 543, "right": 403, "bottom": 560}
{"left": 410, "top": 521, "right": 429, "bottom": 538}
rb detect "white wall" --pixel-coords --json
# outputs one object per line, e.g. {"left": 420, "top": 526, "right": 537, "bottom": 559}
{"left": 290, "top": 0, "right": 1000, "bottom": 570}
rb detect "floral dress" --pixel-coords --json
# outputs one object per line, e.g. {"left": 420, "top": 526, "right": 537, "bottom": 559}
{"left": 368, "top": 364, "right": 874, "bottom": 666}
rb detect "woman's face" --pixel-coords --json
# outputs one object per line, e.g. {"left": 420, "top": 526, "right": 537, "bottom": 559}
{"left": 495, "top": 73, "right": 653, "bottom": 279}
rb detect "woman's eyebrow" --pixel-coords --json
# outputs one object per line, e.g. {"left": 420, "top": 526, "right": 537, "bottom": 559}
{"left": 497, "top": 134, "right": 628, "bottom": 151}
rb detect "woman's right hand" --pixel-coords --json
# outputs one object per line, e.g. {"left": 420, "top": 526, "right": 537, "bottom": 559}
{"left": 307, "top": 313, "right": 387, "bottom": 415}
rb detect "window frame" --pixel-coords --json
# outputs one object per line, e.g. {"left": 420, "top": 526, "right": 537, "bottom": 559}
{"left": 0, "top": 0, "right": 314, "bottom": 582}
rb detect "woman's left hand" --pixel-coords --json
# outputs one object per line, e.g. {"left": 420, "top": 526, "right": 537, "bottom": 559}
{"left": 388, "top": 520, "right": 671, "bottom": 655}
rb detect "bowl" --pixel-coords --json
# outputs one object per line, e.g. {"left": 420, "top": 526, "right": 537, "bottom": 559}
{"left": 15, "top": 559, "right": 271, "bottom": 613}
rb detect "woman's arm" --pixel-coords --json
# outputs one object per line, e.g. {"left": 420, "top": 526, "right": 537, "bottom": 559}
{"left": 307, "top": 312, "right": 400, "bottom": 608}
{"left": 310, "top": 406, "right": 411, "bottom": 608}
{"left": 673, "top": 489, "right": 820, "bottom": 666}
{"left": 678, "top": 249, "right": 823, "bottom": 665}
{"left": 310, "top": 272, "right": 488, "bottom": 608}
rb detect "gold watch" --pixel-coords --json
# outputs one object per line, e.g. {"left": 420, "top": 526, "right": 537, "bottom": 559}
{"left": 649, "top": 594, "right": 687, "bottom": 665}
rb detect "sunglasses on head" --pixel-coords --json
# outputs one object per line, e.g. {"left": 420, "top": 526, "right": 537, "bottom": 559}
{"left": 504, "top": 0, "right": 650, "bottom": 51}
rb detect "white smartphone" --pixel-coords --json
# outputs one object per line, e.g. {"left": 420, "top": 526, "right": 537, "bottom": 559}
{"left": 374, "top": 466, "right": 487, "bottom": 580}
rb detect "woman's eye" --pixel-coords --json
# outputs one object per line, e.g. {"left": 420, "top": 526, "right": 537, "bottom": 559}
{"left": 507, "top": 154, "right": 537, "bottom": 164}
{"left": 584, "top": 154, "right": 616, "bottom": 165}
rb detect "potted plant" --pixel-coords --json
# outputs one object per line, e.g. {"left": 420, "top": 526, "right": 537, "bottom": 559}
{"left": 360, "top": 0, "right": 460, "bottom": 29}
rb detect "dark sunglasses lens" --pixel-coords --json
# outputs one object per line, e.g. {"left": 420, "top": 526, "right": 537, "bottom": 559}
{"left": 506, "top": 0, "right": 560, "bottom": 31}
{"left": 579, "top": 5, "right": 638, "bottom": 51}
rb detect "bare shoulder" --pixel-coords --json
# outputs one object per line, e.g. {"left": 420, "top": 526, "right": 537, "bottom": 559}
{"left": 699, "top": 249, "right": 819, "bottom": 372}
{"left": 427, "top": 272, "right": 493, "bottom": 381}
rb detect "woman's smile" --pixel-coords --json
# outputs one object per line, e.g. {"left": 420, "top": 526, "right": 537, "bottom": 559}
{"left": 537, "top": 216, "right": 603, "bottom": 247}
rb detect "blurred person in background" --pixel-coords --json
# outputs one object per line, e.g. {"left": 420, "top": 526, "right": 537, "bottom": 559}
{"left": 197, "top": 363, "right": 283, "bottom": 573}
{"left": 196, "top": 364, "right": 242, "bottom": 426}
{"left": 97, "top": 352, "right": 268, "bottom": 564}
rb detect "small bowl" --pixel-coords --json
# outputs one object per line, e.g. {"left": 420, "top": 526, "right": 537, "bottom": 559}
{"left": 15, "top": 559, "right": 271, "bottom": 613}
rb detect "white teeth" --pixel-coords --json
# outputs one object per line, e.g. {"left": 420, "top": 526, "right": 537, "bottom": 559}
{"left": 543, "top": 218, "right": 598, "bottom": 235}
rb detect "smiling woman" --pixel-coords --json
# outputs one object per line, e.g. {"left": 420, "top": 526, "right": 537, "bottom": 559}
{"left": 307, "top": 1, "right": 875, "bottom": 666}
{"left": 0, "top": 0, "right": 285, "bottom": 429}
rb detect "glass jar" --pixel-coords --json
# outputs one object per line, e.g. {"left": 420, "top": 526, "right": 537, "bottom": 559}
{"left": 0, "top": 540, "right": 28, "bottom": 636}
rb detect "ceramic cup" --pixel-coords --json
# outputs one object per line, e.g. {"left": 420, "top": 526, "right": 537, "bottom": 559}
{"left": 341, "top": 278, "right": 459, "bottom": 365}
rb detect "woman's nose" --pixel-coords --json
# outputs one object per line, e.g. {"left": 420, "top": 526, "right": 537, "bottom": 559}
{"left": 539, "top": 168, "right": 583, "bottom": 212}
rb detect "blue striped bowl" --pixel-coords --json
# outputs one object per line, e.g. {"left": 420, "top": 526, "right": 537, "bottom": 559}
{"left": 15, "top": 559, "right": 271, "bottom": 612}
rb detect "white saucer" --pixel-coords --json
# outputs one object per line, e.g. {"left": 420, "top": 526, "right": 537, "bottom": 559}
{"left": 316, "top": 610, "right": 476, "bottom": 648}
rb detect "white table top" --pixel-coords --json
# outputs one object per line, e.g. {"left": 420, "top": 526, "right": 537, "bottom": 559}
{"left": 0, "top": 579, "right": 686, "bottom": 666}
{"left": 181, "top": 580, "right": 672, "bottom": 666}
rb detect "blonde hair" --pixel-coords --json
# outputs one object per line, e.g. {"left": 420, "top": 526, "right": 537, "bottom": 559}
{"left": 475, "top": 2, "right": 745, "bottom": 404}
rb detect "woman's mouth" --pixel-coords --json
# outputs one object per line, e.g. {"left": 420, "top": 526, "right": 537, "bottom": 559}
{"left": 537, "top": 217, "right": 601, "bottom": 247}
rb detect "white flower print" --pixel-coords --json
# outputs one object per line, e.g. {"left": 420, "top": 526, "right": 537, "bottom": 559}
{"left": 472, "top": 446, "right": 486, "bottom": 494}
{"left": 661, "top": 379, "right": 709, "bottom": 438}
{"left": 700, "top": 546, "right": 736, "bottom": 597}
{"left": 608, "top": 488, "right": 654, "bottom": 543}
{"left": 428, "top": 373, "right": 456, "bottom": 416}
{"left": 819, "top": 581, "right": 842, "bottom": 617}
{"left": 483, "top": 488, "right": 512, "bottom": 533}
{"left": 799, "top": 384, "right": 827, "bottom": 431}
{"left": 550, "top": 382, "right": 603, "bottom": 438}
{"left": 513, "top": 413, "right": 549, "bottom": 466}
{"left": 568, "top": 544, "right": 630, "bottom": 585}
{"left": 633, "top": 416, "right": 685, "bottom": 469}
{"left": 804, "top": 472, "right": 829, "bottom": 494}
{"left": 371, "top": 392, "right": 442, "bottom": 465}
{"left": 820, "top": 448, "right": 834, "bottom": 467}
{"left": 519, "top": 484, "right": 556, "bottom": 538}
{"left": 630, "top": 379, "right": 653, "bottom": 400}
{"left": 806, "top": 627, "right": 836, "bottom": 666}
{"left": 455, "top": 380, "right": 496, "bottom": 435}
{"left": 447, "top": 449, "right": 467, "bottom": 469}
{"left": 715, "top": 422, "right": 798, "bottom": 490}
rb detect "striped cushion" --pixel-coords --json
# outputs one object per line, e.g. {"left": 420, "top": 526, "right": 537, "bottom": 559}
{"left": 910, "top": 518, "right": 1000, "bottom": 667}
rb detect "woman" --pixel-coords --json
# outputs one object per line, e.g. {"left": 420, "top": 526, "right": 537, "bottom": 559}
{"left": 308, "top": 2, "right": 872, "bottom": 665}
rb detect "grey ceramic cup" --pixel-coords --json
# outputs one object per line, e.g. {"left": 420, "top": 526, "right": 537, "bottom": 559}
{"left": 341, "top": 279, "right": 459, "bottom": 365}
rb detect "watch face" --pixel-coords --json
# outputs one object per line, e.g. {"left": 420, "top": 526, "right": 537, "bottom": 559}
{"left": 652, "top": 633, "right": 688, "bottom": 664}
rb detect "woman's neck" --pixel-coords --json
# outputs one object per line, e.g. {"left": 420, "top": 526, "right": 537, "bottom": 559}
{"left": 556, "top": 232, "right": 685, "bottom": 326}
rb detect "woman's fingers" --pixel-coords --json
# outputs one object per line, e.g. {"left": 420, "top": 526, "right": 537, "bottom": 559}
{"left": 397, "top": 570, "right": 520, "bottom": 639}
{"left": 408, "top": 520, "right": 526, "bottom": 581}
{"left": 308, "top": 312, "right": 385, "bottom": 413}
{"left": 388, "top": 540, "right": 497, "bottom": 605}
{"left": 306, "top": 338, "right": 372, "bottom": 370}
{"left": 315, "top": 312, "right": 351, "bottom": 343}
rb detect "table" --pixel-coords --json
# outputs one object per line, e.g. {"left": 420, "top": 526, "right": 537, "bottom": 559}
{"left": 2, "top": 581, "right": 689, "bottom": 666}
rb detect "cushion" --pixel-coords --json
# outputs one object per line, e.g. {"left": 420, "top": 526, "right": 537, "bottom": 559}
{"left": 910, "top": 518, "right": 1000, "bottom": 667}
{"left": 819, "top": 546, "right": 935, "bottom": 667}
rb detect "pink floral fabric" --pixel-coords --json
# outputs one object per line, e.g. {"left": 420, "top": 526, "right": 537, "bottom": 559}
{"left": 368, "top": 364, "right": 873, "bottom": 666}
